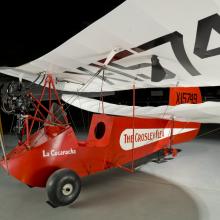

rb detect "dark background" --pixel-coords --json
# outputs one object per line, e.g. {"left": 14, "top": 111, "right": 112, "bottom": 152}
{"left": 0, "top": 1, "right": 125, "bottom": 133}
{"left": 0, "top": 1, "right": 125, "bottom": 66}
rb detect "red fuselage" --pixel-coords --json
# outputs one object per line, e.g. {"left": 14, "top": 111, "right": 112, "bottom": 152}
{"left": 0, "top": 114, "right": 200, "bottom": 187}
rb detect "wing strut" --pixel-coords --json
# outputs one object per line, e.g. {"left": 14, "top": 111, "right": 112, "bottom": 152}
{"left": 99, "top": 47, "right": 122, "bottom": 114}
{"left": 116, "top": 82, "right": 136, "bottom": 173}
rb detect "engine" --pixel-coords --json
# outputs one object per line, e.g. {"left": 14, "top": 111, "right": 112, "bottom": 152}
{"left": 1, "top": 81, "right": 34, "bottom": 141}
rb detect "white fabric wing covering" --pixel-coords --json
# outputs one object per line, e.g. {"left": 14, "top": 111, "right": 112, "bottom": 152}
{"left": 62, "top": 94, "right": 220, "bottom": 124}
{"left": 0, "top": 0, "right": 220, "bottom": 92}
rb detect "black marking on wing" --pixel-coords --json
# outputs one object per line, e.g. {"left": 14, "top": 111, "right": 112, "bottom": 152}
{"left": 163, "top": 69, "right": 176, "bottom": 79}
{"left": 77, "top": 67, "right": 114, "bottom": 85}
{"left": 64, "top": 70, "right": 114, "bottom": 76}
{"left": 106, "top": 76, "right": 130, "bottom": 83}
{"left": 133, "top": 32, "right": 201, "bottom": 76}
{"left": 104, "top": 66, "right": 143, "bottom": 81}
{"left": 109, "top": 62, "right": 151, "bottom": 70}
{"left": 137, "top": 74, "right": 150, "bottom": 79}
{"left": 90, "top": 63, "right": 143, "bottom": 81}
{"left": 194, "top": 13, "right": 220, "bottom": 58}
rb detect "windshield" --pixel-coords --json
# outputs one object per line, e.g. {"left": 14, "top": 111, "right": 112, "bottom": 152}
{"left": 46, "top": 103, "right": 67, "bottom": 125}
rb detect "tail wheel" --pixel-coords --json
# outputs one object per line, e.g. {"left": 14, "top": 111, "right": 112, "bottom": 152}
{"left": 46, "top": 168, "right": 81, "bottom": 207}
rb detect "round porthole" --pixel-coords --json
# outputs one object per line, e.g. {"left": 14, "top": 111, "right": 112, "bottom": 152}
{"left": 94, "top": 122, "right": 106, "bottom": 139}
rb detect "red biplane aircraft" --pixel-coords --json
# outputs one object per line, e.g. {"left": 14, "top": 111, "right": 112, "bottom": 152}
{"left": 0, "top": 0, "right": 220, "bottom": 207}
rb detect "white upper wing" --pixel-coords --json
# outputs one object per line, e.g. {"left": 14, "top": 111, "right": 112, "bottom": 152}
{"left": 1, "top": 0, "right": 220, "bottom": 92}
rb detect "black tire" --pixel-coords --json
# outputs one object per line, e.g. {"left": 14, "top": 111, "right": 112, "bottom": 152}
{"left": 46, "top": 168, "right": 81, "bottom": 207}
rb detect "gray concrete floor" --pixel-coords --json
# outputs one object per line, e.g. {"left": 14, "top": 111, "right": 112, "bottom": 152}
{"left": 0, "top": 126, "right": 220, "bottom": 220}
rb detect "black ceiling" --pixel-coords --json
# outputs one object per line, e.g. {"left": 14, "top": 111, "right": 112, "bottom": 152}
{"left": 0, "top": 1, "right": 125, "bottom": 67}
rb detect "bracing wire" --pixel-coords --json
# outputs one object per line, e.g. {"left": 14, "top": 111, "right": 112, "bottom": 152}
{"left": 28, "top": 67, "right": 220, "bottom": 144}
{"left": 98, "top": 68, "right": 105, "bottom": 114}
{"left": 197, "top": 126, "right": 220, "bottom": 138}
{"left": 58, "top": 67, "right": 103, "bottom": 115}
{"left": 77, "top": 89, "right": 86, "bottom": 134}
{"left": 162, "top": 81, "right": 179, "bottom": 119}
{"left": 67, "top": 107, "right": 79, "bottom": 134}
{"left": 10, "top": 115, "right": 15, "bottom": 134}
{"left": 25, "top": 68, "right": 102, "bottom": 133}
{"left": 26, "top": 72, "right": 44, "bottom": 90}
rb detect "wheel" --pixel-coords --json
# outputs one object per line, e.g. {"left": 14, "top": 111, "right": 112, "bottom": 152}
{"left": 46, "top": 168, "right": 81, "bottom": 207}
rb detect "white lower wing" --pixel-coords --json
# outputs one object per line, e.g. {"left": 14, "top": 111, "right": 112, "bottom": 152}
{"left": 62, "top": 94, "right": 220, "bottom": 124}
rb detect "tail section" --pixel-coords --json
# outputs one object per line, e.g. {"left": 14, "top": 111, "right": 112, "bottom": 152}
{"left": 169, "top": 87, "right": 202, "bottom": 145}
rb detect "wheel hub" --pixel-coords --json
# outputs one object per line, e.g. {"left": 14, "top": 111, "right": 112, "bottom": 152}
{"left": 62, "top": 183, "right": 74, "bottom": 196}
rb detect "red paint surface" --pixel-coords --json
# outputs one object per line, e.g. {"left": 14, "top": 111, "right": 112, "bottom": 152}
{"left": 0, "top": 114, "right": 200, "bottom": 187}
{"left": 169, "top": 87, "right": 202, "bottom": 105}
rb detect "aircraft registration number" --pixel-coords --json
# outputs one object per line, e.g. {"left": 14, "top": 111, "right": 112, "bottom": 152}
{"left": 176, "top": 92, "right": 198, "bottom": 104}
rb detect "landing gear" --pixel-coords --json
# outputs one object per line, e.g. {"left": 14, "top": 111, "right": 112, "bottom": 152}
{"left": 46, "top": 168, "right": 81, "bottom": 207}
{"left": 152, "top": 150, "right": 170, "bottom": 163}
{"left": 152, "top": 148, "right": 182, "bottom": 163}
